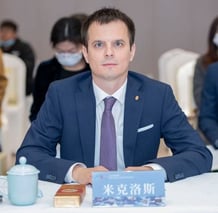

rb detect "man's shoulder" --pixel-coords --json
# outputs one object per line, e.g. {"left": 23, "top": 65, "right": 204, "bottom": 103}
{"left": 128, "top": 71, "right": 169, "bottom": 88}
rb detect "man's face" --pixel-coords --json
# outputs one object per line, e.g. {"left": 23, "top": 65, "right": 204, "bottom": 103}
{"left": 0, "top": 27, "right": 16, "bottom": 41}
{"left": 82, "top": 20, "right": 135, "bottom": 85}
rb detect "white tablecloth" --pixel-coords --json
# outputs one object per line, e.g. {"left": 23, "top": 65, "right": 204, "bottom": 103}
{"left": 1, "top": 173, "right": 218, "bottom": 213}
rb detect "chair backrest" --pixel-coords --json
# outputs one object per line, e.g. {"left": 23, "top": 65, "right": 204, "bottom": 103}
{"left": 2, "top": 53, "right": 26, "bottom": 108}
{"left": 158, "top": 48, "right": 185, "bottom": 83}
{"left": 1, "top": 53, "right": 27, "bottom": 156}
{"left": 176, "top": 59, "right": 197, "bottom": 117}
{"left": 158, "top": 49, "right": 199, "bottom": 99}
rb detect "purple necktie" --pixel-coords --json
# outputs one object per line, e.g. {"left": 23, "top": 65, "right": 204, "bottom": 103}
{"left": 100, "top": 97, "right": 117, "bottom": 170}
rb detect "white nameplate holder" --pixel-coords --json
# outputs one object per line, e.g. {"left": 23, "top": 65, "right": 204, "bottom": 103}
{"left": 92, "top": 170, "right": 165, "bottom": 207}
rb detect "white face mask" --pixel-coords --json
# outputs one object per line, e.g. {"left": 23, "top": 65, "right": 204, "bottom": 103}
{"left": 0, "top": 39, "right": 15, "bottom": 48}
{"left": 213, "top": 33, "right": 218, "bottom": 46}
{"left": 55, "top": 52, "right": 83, "bottom": 67}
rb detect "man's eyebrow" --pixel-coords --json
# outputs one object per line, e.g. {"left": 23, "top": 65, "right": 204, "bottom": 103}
{"left": 92, "top": 40, "right": 102, "bottom": 42}
{"left": 91, "top": 40, "right": 103, "bottom": 44}
{"left": 114, "top": 39, "right": 126, "bottom": 42}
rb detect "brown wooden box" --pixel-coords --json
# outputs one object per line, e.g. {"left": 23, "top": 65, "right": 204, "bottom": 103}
{"left": 54, "top": 184, "right": 86, "bottom": 207}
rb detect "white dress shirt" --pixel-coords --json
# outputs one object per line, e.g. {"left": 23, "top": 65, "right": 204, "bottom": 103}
{"left": 93, "top": 80, "right": 126, "bottom": 170}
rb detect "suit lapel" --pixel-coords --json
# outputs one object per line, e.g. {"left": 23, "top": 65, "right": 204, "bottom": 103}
{"left": 74, "top": 72, "right": 145, "bottom": 167}
{"left": 123, "top": 74, "right": 144, "bottom": 166}
{"left": 75, "top": 77, "right": 96, "bottom": 167}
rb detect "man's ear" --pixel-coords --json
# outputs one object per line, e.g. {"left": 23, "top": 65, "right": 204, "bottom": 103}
{"left": 82, "top": 45, "right": 89, "bottom": 63}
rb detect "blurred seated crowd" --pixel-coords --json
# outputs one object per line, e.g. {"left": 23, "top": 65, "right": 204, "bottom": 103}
{"left": 0, "top": 13, "right": 90, "bottom": 166}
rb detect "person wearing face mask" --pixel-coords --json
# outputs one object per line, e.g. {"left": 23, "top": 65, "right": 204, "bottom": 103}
{"left": 0, "top": 20, "right": 36, "bottom": 96}
{"left": 29, "top": 16, "right": 90, "bottom": 121}
{"left": 193, "top": 16, "right": 218, "bottom": 111}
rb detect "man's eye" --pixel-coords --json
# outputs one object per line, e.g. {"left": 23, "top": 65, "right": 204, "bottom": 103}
{"left": 94, "top": 41, "right": 103, "bottom": 48}
{"left": 114, "top": 41, "right": 124, "bottom": 47}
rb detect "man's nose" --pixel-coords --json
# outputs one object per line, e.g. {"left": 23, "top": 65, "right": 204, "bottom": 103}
{"left": 105, "top": 45, "right": 114, "bottom": 57}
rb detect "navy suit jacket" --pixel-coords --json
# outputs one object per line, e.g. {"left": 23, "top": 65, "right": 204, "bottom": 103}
{"left": 199, "top": 62, "right": 218, "bottom": 148}
{"left": 16, "top": 71, "right": 212, "bottom": 183}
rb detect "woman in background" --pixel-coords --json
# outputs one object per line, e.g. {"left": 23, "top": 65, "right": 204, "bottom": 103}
{"left": 30, "top": 16, "right": 89, "bottom": 121}
{"left": 193, "top": 16, "right": 218, "bottom": 111}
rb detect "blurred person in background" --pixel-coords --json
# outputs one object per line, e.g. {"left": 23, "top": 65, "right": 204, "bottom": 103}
{"left": 0, "top": 48, "right": 8, "bottom": 151}
{"left": 30, "top": 15, "right": 89, "bottom": 121}
{"left": 193, "top": 16, "right": 218, "bottom": 111}
{"left": 199, "top": 62, "right": 218, "bottom": 149}
{"left": 0, "top": 20, "right": 36, "bottom": 96}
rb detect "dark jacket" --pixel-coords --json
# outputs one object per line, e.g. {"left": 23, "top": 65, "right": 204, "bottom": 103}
{"left": 199, "top": 62, "right": 218, "bottom": 149}
{"left": 1, "top": 38, "right": 35, "bottom": 95}
{"left": 30, "top": 57, "right": 90, "bottom": 121}
{"left": 17, "top": 71, "right": 212, "bottom": 184}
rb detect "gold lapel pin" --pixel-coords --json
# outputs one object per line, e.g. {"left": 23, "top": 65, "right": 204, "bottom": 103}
{"left": 135, "top": 95, "right": 139, "bottom": 101}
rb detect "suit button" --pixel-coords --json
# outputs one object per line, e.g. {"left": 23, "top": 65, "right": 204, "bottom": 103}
{"left": 45, "top": 174, "right": 57, "bottom": 181}
{"left": 174, "top": 173, "right": 184, "bottom": 180}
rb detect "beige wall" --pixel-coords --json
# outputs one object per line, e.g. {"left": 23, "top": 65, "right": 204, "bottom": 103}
{"left": 0, "top": 0, "right": 218, "bottom": 78}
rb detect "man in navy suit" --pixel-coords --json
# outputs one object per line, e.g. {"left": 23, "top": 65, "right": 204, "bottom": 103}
{"left": 199, "top": 62, "right": 218, "bottom": 149}
{"left": 16, "top": 8, "right": 212, "bottom": 184}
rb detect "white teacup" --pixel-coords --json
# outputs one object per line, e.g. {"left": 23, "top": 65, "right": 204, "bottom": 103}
{"left": 0, "top": 156, "right": 42, "bottom": 206}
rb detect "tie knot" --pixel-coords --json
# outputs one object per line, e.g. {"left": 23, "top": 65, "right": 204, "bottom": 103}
{"left": 104, "top": 97, "right": 116, "bottom": 111}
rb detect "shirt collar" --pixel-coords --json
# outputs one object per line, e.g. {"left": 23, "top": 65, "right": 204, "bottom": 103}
{"left": 93, "top": 80, "right": 127, "bottom": 106}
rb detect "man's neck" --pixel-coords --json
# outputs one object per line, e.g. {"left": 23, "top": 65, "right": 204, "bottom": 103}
{"left": 93, "top": 76, "right": 127, "bottom": 95}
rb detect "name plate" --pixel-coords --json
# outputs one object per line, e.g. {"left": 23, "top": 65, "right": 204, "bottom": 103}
{"left": 92, "top": 170, "right": 165, "bottom": 207}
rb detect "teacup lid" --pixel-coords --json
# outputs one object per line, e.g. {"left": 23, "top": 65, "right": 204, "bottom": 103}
{"left": 7, "top": 156, "right": 40, "bottom": 175}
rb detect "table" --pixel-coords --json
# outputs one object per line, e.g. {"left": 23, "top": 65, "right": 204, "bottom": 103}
{"left": 1, "top": 173, "right": 218, "bottom": 213}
